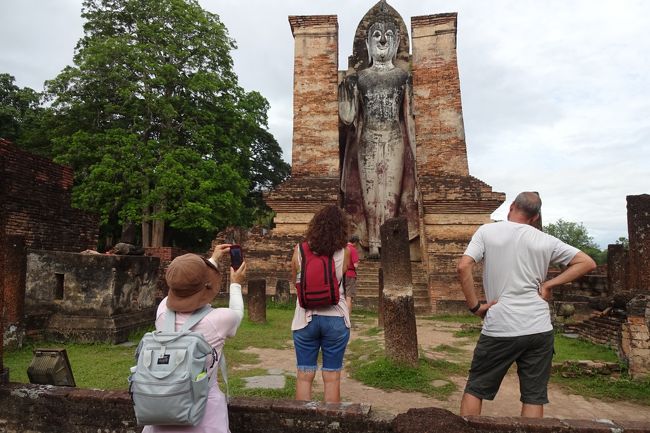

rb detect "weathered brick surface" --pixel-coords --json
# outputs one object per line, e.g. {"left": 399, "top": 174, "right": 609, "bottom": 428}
{"left": 0, "top": 140, "right": 98, "bottom": 253}
{"left": 23, "top": 250, "right": 159, "bottom": 343}
{"left": 144, "top": 246, "right": 187, "bottom": 301}
{"left": 621, "top": 295, "right": 650, "bottom": 379}
{"left": 608, "top": 244, "right": 628, "bottom": 293}
{"left": 213, "top": 227, "right": 301, "bottom": 300}
{"left": 289, "top": 16, "right": 339, "bottom": 178}
{"left": 3, "top": 383, "right": 649, "bottom": 433}
{"left": 627, "top": 194, "right": 650, "bottom": 292}
{"left": 265, "top": 177, "right": 339, "bottom": 235}
{"left": 1, "top": 140, "right": 99, "bottom": 350}
{"left": 411, "top": 14, "right": 469, "bottom": 177}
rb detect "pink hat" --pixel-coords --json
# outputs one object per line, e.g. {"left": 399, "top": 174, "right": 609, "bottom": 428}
{"left": 165, "top": 254, "right": 221, "bottom": 312}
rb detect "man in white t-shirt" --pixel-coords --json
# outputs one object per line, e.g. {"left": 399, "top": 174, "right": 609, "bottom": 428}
{"left": 457, "top": 192, "right": 596, "bottom": 418}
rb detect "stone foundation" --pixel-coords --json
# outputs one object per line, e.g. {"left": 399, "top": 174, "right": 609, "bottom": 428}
{"left": 1, "top": 383, "right": 648, "bottom": 433}
{"left": 24, "top": 250, "right": 159, "bottom": 344}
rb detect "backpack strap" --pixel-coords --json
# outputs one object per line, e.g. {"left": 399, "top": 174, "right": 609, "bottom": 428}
{"left": 297, "top": 242, "right": 308, "bottom": 307}
{"left": 218, "top": 352, "right": 229, "bottom": 404}
{"left": 164, "top": 304, "right": 213, "bottom": 332}
{"left": 327, "top": 255, "right": 336, "bottom": 302}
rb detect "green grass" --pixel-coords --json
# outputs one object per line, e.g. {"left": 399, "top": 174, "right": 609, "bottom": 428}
{"left": 431, "top": 344, "right": 464, "bottom": 355}
{"left": 345, "top": 337, "right": 464, "bottom": 399}
{"left": 423, "top": 313, "right": 482, "bottom": 325}
{"left": 551, "top": 375, "right": 650, "bottom": 405}
{"left": 5, "top": 305, "right": 650, "bottom": 406}
{"left": 452, "top": 328, "right": 481, "bottom": 339}
{"left": 4, "top": 341, "right": 138, "bottom": 389}
{"left": 363, "top": 326, "right": 383, "bottom": 337}
{"left": 552, "top": 334, "right": 619, "bottom": 363}
{"left": 548, "top": 333, "right": 648, "bottom": 403}
{"left": 224, "top": 308, "right": 294, "bottom": 365}
{"left": 3, "top": 307, "right": 295, "bottom": 391}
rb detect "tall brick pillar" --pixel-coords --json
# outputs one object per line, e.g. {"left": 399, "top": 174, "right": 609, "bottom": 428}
{"left": 288, "top": 15, "right": 340, "bottom": 178}
{"left": 627, "top": 194, "right": 650, "bottom": 292}
{"left": 0, "top": 235, "right": 25, "bottom": 382}
{"left": 265, "top": 16, "right": 340, "bottom": 235}
{"left": 0, "top": 238, "right": 4, "bottom": 382}
{"left": 411, "top": 13, "right": 468, "bottom": 177}
{"left": 410, "top": 13, "right": 504, "bottom": 313}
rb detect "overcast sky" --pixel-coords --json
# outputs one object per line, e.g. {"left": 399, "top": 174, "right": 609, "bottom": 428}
{"left": 2, "top": 0, "right": 648, "bottom": 248}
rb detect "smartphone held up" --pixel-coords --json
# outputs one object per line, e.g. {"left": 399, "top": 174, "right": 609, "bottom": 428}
{"left": 229, "top": 245, "right": 244, "bottom": 270}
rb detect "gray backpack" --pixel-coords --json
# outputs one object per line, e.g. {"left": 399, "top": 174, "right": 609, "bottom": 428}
{"left": 129, "top": 305, "right": 218, "bottom": 426}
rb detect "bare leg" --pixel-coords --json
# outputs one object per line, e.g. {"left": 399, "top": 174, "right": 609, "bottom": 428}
{"left": 322, "top": 370, "right": 342, "bottom": 403}
{"left": 295, "top": 370, "right": 316, "bottom": 401}
{"left": 460, "top": 392, "right": 482, "bottom": 416}
{"left": 520, "top": 403, "right": 543, "bottom": 418}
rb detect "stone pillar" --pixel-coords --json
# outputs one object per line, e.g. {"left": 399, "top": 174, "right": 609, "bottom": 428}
{"left": 377, "top": 268, "right": 384, "bottom": 328}
{"left": 247, "top": 279, "right": 267, "bottom": 323}
{"left": 621, "top": 295, "right": 650, "bottom": 379}
{"left": 288, "top": 15, "right": 339, "bottom": 178}
{"left": 411, "top": 13, "right": 468, "bottom": 177}
{"left": 608, "top": 244, "right": 628, "bottom": 294}
{"left": 627, "top": 194, "right": 650, "bottom": 293}
{"left": 275, "top": 279, "right": 291, "bottom": 304}
{"left": 380, "top": 217, "right": 418, "bottom": 366}
{"left": 2, "top": 236, "right": 26, "bottom": 360}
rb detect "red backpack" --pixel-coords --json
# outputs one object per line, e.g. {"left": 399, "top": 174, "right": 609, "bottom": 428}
{"left": 296, "top": 242, "right": 340, "bottom": 309}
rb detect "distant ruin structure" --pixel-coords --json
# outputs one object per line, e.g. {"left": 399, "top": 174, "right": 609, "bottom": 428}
{"left": 1, "top": 139, "right": 100, "bottom": 352}
{"left": 25, "top": 251, "right": 158, "bottom": 343}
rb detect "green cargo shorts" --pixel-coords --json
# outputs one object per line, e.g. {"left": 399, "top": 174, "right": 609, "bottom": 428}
{"left": 464, "top": 330, "right": 554, "bottom": 405}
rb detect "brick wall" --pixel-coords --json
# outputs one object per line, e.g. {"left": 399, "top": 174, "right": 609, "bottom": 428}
{"left": 1, "top": 140, "right": 99, "bottom": 348}
{"left": 145, "top": 246, "right": 187, "bottom": 301}
{"left": 0, "top": 140, "right": 99, "bottom": 253}
{"left": 1, "top": 383, "right": 647, "bottom": 433}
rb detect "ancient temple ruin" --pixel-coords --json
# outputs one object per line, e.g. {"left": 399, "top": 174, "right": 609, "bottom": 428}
{"left": 259, "top": 1, "right": 504, "bottom": 313}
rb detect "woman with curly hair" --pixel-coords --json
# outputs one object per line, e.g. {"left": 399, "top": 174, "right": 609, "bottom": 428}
{"left": 290, "top": 204, "right": 350, "bottom": 403}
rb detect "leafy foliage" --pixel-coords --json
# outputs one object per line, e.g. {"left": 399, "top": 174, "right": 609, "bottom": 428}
{"left": 0, "top": 73, "right": 52, "bottom": 155}
{"left": 543, "top": 219, "right": 607, "bottom": 264}
{"left": 42, "top": 0, "right": 289, "bottom": 247}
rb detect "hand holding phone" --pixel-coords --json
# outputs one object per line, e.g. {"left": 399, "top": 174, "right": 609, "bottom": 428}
{"left": 229, "top": 245, "right": 244, "bottom": 271}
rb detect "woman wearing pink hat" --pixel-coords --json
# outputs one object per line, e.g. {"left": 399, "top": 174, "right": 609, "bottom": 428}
{"left": 142, "top": 244, "right": 246, "bottom": 433}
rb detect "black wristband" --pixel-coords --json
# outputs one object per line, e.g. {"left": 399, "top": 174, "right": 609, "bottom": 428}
{"left": 469, "top": 302, "right": 481, "bottom": 314}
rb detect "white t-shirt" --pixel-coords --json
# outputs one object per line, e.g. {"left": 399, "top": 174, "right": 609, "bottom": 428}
{"left": 464, "top": 220, "right": 579, "bottom": 337}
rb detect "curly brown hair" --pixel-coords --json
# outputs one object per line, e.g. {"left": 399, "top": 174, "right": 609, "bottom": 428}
{"left": 304, "top": 205, "right": 349, "bottom": 257}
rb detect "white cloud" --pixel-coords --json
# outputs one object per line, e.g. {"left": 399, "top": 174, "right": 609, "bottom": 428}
{"left": 2, "top": 0, "right": 648, "bottom": 248}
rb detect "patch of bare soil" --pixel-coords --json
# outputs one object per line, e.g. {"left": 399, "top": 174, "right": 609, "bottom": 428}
{"left": 240, "top": 316, "right": 650, "bottom": 421}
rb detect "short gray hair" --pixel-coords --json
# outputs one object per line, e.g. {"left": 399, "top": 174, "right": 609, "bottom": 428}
{"left": 513, "top": 192, "right": 542, "bottom": 218}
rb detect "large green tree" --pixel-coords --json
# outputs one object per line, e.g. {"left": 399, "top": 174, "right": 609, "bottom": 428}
{"left": 45, "top": 0, "right": 288, "bottom": 248}
{"left": 543, "top": 219, "right": 605, "bottom": 264}
{"left": 0, "top": 73, "right": 51, "bottom": 155}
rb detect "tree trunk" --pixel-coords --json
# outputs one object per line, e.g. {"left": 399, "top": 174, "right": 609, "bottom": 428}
{"left": 142, "top": 206, "right": 151, "bottom": 248}
{"left": 151, "top": 203, "right": 165, "bottom": 247}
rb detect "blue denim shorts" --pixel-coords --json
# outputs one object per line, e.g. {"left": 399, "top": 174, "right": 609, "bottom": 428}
{"left": 293, "top": 315, "right": 350, "bottom": 372}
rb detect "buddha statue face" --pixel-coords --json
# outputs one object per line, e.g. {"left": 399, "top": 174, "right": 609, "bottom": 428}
{"left": 367, "top": 21, "right": 399, "bottom": 65}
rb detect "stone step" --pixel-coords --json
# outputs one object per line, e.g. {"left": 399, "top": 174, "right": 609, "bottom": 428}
{"left": 352, "top": 258, "right": 431, "bottom": 314}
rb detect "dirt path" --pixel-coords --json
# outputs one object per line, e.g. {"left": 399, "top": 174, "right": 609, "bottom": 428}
{"left": 239, "top": 316, "right": 650, "bottom": 421}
